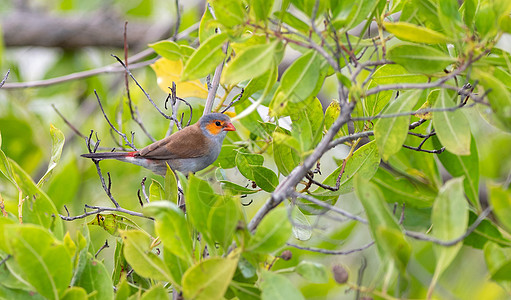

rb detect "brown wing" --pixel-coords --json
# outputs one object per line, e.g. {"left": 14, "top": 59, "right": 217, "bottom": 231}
{"left": 136, "top": 123, "right": 211, "bottom": 159}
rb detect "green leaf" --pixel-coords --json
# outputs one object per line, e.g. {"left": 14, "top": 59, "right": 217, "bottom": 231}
{"left": 489, "top": 184, "right": 511, "bottom": 235}
{"left": 437, "top": 0, "right": 463, "bottom": 38}
{"left": 484, "top": 242, "right": 511, "bottom": 281}
{"left": 211, "top": 0, "right": 246, "bottom": 29}
{"left": 214, "top": 145, "right": 238, "bottom": 169}
{"left": 324, "top": 100, "right": 348, "bottom": 138}
{"left": 473, "top": 69, "right": 511, "bottom": 130}
{"left": 60, "top": 287, "right": 88, "bottom": 300}
{"left": 429, "top": 178, "right": 469, "bottom": 295}
{"left": 387, "top": 44, "right": 455, "bottom": 74}
{"left": 75, "top": 254, "right": 114, "bottom": 300}
{"left": 433, "top": 135, "right": 479, "bottom": 209}
{"left": 149, "top": 179, "right": 165, "bottom": 202}
{"left": 260, "top": 270, "right": 305, "bottom": 300}
{"left": 120, "top": 230, "right": 172, "bottom": 282}
{"left": 182, "top": 248, "right": 240, "bottom": 300}
{"left": 181, "top": 33, "right": 227, "bottom": 81}
{"left": 384, "top": 22, "right": 452, "bottom": 44}
{"left": 37, "top": 124, "right": 65, "bottom": 187}
{"left": 247, "top": 207, "right": 292, "bottom": 254}
{"left": 148, "top": 41, "right": 182, "bottom": 61}
{"left": 252, "top": 166, "right": 279, "bottom": 192}
{"left": 207, "top": 196, "right": 240, "bottom": 250}
{"left": 355, "top": 176, "right": 410, "bottom": 270}
{"left": 374, "top": 90, "right": 421, "bottom": 160}
{"left": 291, "top": 97, "right": 324, "bottom": 152}
{"left": 4, "top": 224, "right": 73, "bottom": 300}
{"left": 333, "top": 0, "right": 380, "bottom": 31}
{"left": 143, "top": 201, "right": 193, "bottom": 266}
{"left": 432, "top": 89, "right": 471, "bottom": 155}
{"left": 377, "top": 226, "right": 411, "bottom": 272}
{"left": 220, "top": 181, "right": 259, "bottom": 194}
{"left": 236, "top": 61, "right": 278, "bottom": 105}
{"left": 269, "top": 50, "right": 327, "bottom": 116}
{"left": 222, "top": 41, "right": 278, "bottom": 84}
{"left": 371, "top": 167, "right": 436, "bottom": 208}
{"left": 235, "top": 95, "right": 268, "bottom": 138}
{"left": 313, "top": 140, "right": 380, "bottom": 197}
{"left": 235, "top": 151, "right": 263, "bottom": 180}
{"left": 199, "top": 5, "right": 215, "bottom": 43}
{"left": 163, "top": 247, "right": 190, "bottom": 288}
{"left": 186, "top": 174, "right": 219, "bottom": 239}
{"left": 140, "top": 284, "right": 169, "bottom": 300}
{"left": 251, "top": 0, "right": 275, "bottom": 21}
{"left": 87, "top": 214, "right": 140, "bottom": 236}
{"left": 295, "top": 261, "right": 329, "bottom": 283}
{"left": 273, "top": 131, "right": 300, "bottom": 176}
{"left": 8, "top": 158, "right": 63, "bottom": 237}
{"left": 464, "top": 211, "right": 511, "bottom": 249}
{"left": 164, "top": 164, "right": 178, "bottom": 204}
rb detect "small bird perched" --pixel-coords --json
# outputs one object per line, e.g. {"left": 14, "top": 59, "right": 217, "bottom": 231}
{"left": 81, "top": 113, "right": 236, "bottom": 175}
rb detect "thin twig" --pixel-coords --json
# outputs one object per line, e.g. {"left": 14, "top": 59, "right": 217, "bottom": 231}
{"left": 328, "top": 131, "right": 374, "bottom": 149}
{"left": 51, "top": 104, "right": 87, "bottom": 139}
{"left": 0, "top": 255, "right": 11, "bottom": 267}
{"left": 140, "top": 177, "right": 150, "bottom": 203}
{"left": 0, "top": 70, "right": 10, "bottom": 88}
{"left": 93, "top": 90, "right": 137, "bottom": 150}
{"left": 404, "top": 206, "right": 492, "bottom": 246}
{"left": 402, "top": 144, "right": 445, "bottom": 154}
{"left": 356, "top": 257, "right": 367, "bottom": 300}
{"left": 295, "top": 192, "right": 368, "bottom": 224}
{"left": 95, "top": 240, "right": 109, "bottom": 258}
{"left": 111, "top": 55, "right": 179, "bottom": 125}
{"left": 204, "top": 45, "right": 227, "bottom": 114}
{"left": 59, "top": 204, "right": 149, "bottom": 221}
{"left": 221, "top": 88, "right": 244, "bottom": 113}
{"left": 287, "top": 241, "right": 374, "bottom": 255}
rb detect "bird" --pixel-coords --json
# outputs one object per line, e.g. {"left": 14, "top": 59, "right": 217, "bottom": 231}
{"left": 81, "top": 113, "right": 236, "bottom": 176}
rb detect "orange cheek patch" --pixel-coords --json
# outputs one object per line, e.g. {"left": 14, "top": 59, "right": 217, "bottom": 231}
{"left": 205, "top": 122, "right": 222, "bottom": 135}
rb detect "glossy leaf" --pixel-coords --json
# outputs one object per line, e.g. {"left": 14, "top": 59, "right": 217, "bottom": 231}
{"left": 4, "top": 224, "right": 73, "bottom": 300}
{"left": 355, "top": 176, "right": 410, "bottom": 270}
{"left": 291, "top": 97, "right": 324, "bottom": 152}
{"left": 261, "top": 270, "right": 305, "bottom": 300}
{"left": 120, "top": 230, "right": 172, "bottom": 282}
{"left": 75, "top": 254, "right": 114, "bottom": 300}
{"left": 207, "top": 196, "right": 240, "bottom": 250}
{"left": 151, "top": 58, "right": 209, "bottom": 98}
{"left": 313, "top": 140, "right": 380, "bottom": 196}
{"left": 235, "top": 151, "right": 264, "bottom": 180}
{"left": 214, "top": 145, "right": 238, "bottom": 169}
{"left": 371, "top": 167, "right": 436, "bottom": 208}
{"left": 9, "top": 159, "right": 63, "bottom": 237}
{"left": 374, "top": 90, "right": 421, "bottom": 160}
{"left": 273, "top": 131, "right": 300, "bottom": 176}
{"left": 253, "top": 166, "right": 279, "bottom": 192}
{"left": 186, "top": 174, "right": 219, "bottom": 239}
{"left": 143, "top": 201, "right": 193, "bottom": 265}
{"left": 148, "top": 41, "right": 182, "bottom": 61}
{"left": 164, "top": 164, "right": 178, "bottom": 204}
{"left": 222, "top": 41, "right": 278, "bottom": 84}
{"left": 37, "top": 124, "right": 65, "bottom": 187}
{"left": 149, "top": 179, "right": 165, "bottom": 202}
{"left": 473, "top": 69, "right": 511, "bottom": 130}
{"left": 384, "top": 22, "right": 452, "bottom": 44}
{"left": 489, "top": 184, "right": 511, "bottom": 234}
{"left": 220, "top": 181, "right": 259, "bottom": 194}
{"left": 433, "top": 89, "right": 471, "bottom": 155}
{"left": 429, "top": 178, "right": 468, "bottom": 295}
{"left": 433, "top": 135, "right": 479, "bottom": 209}
{"left": 484, "top": 242, "right": 511, "bottom": 281}
{"left": 87, "top": 214, "right": 139, "bottom": 236}
{"left": 387, "top": 44, "right": 455, "bottom": 74}
{"left": 251, "top": 0, "right": 275, "bottom": 21}
{"left": 199, "top": 5, "right": 215, "bottom": 43}
{"left": 295, "top": 261, "right": 328, "bottom": 283}
{"left": 211, "top": 0, "right": 246, "bottom": 29}
{"left": 140, "top": 284, "right": 169, "bottom": 300}
{"left": 247, "top": 207, "right": 292, "bottom": 253}
{"left": 181, "top": 33, "right": 228, "bottom": 81}
{"left": 182, "top": 248, "right": 240, "bottom": 300}
{"left": 60, "top": 287, "right": 88, "bottom": 300}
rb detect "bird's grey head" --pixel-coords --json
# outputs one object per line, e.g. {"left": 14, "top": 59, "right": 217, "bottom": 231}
{"left": 199, "top": 113, "right": 236, "bottom": 141}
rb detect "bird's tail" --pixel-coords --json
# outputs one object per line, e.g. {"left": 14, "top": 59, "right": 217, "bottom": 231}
{"left": 81, "top": 151, "right": 136, "bottom": 159}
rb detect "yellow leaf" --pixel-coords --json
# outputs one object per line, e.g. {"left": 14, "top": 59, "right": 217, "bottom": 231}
{"left": 151, "top": 58, "right": 209, "bottom": 99}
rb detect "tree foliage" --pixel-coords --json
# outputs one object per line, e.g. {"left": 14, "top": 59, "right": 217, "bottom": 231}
{"left": 1, "top": 0, "right": 511, "bottom": 299}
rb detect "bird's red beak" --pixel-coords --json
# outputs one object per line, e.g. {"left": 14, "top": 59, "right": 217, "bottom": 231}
{"left": 224, "top": 123, "right": 236, "bottom": 131}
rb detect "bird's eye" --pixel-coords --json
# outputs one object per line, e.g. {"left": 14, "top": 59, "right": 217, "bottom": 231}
{"left": 215, "top": 121, "right": 221, "bottom": 126}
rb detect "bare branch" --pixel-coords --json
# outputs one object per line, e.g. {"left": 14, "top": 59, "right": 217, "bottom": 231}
{"left": 0, "top": 70, "right": 9, "bottom": 88}
{"left": 287, "top": 241, "right": 374, "bottom": 255}
{"left": 95, "top": 240, "right": 109, "bottom": 258}
{"left": 294, "top": 192, "right": 368, "bottom": 224}
{"left": 404, "top": 206, "right": 492, "bottom": 246}
{"left": 203, "top": 45, "right": 228, "bottom": 114}
{"left": 59, "top": 204, "right": 149, "bottom": 221}
{"left": 51, "top": 104, "right": 87, "bottom": 139}
{"left": 93, "top": 90, "right": 137, "bottom": 150}
{"left": 328, "top": 131, "right": 374, "bottom": 149}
